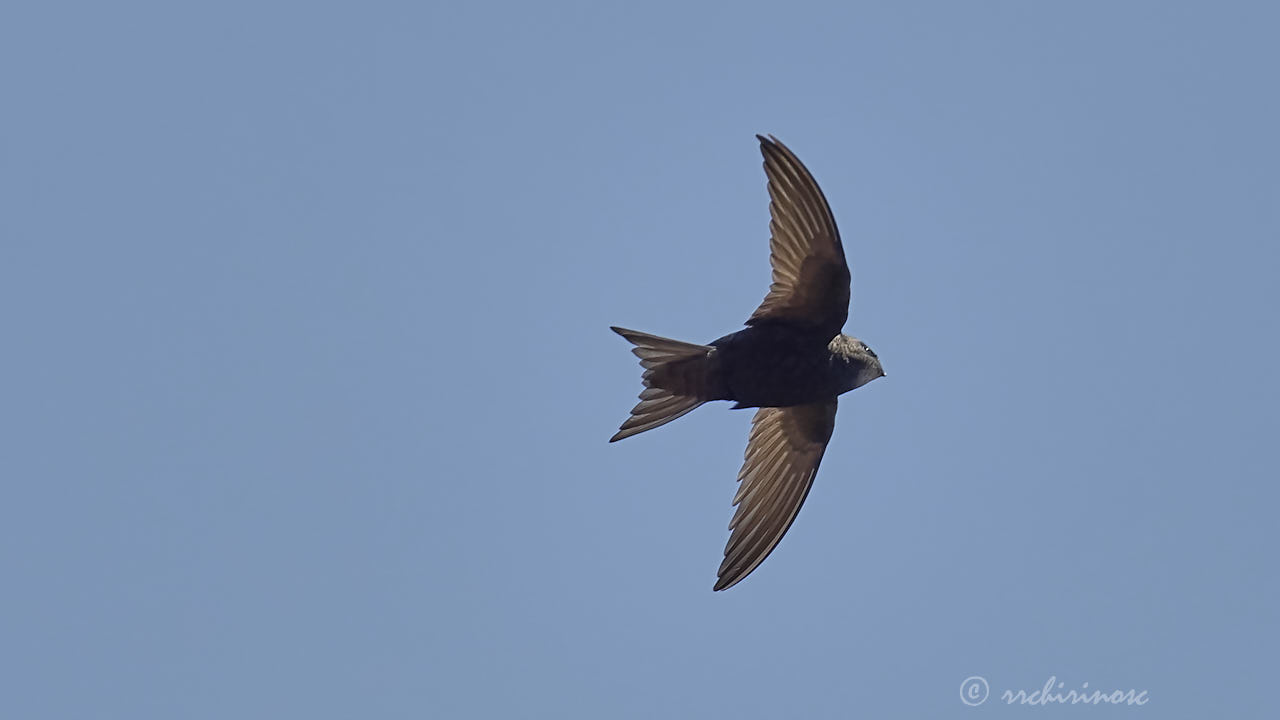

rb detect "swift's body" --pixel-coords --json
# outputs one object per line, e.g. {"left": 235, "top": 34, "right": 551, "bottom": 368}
{"left": 610, "top": 135, "right": 885, "bottom": 590}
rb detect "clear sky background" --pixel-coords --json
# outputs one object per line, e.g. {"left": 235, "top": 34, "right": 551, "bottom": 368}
{"left": 3, "top": 2, "right": 1277, "bottom": 717}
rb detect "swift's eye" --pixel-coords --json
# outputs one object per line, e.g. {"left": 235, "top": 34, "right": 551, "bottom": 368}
{"left": 864, "top": 347, "right": 877, "bottom": 358}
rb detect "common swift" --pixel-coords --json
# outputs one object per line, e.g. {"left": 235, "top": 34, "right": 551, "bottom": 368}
{"left": 610, "top": 135, "right": 885, "bottom": 591}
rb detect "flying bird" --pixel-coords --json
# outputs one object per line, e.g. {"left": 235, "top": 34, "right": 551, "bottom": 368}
{"left": 610, "top": 135, "right": 886, "bottom": 591}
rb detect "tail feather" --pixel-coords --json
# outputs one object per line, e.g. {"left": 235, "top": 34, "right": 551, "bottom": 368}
{"left": 610, "top": 326, "right": 725, "bottom": 442}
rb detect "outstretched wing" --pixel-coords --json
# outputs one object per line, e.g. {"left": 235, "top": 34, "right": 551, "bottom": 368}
{"left": 748, "top": 135, "right": 851, "bottom": 337}
{"left": 715, "top": 399, "right": 837, "bottom": 591}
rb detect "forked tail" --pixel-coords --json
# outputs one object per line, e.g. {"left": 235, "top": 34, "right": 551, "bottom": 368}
{"left": 609, "top": 326, "right": 726, "bottom": 442}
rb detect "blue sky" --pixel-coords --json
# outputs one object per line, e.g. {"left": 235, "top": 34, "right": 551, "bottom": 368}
{"left": 3, "top": 2, "right": 1277, "bottom": 717}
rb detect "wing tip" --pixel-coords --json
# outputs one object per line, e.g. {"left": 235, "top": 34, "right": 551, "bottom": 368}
{"left": 712, "top": 576, "right": 736, "bottom": 592}
{"left": 756, "top": 133, "right": 787, "bottom": 154}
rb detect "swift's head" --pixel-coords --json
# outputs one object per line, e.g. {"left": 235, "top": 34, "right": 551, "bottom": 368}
{"left": 829, "top": 334, "right": 886, "bottom": 391}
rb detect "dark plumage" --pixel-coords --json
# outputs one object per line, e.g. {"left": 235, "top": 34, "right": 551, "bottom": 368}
{"left": 611, "top": 135, "right": 885, "bottom": 591}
